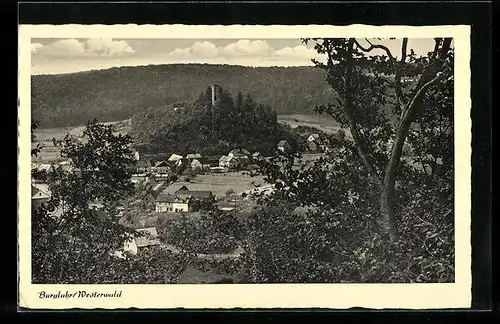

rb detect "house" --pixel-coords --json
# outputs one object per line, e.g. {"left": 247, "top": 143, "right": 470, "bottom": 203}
{"left": 155, "top": 192, "right": 191, "bottom": 213}
{"left": 131, "top": 173, "right": 149, "bottom": 184}
{"left": 227, "top": 149, "right": 251, "bottom": 168}
{"left": 219, "top": 155, "right": 229, "bottom": 168}
{"left": 135, "top": 227, "right": 160, "bottom": 250}
{"left": 199, "top": 155, "right": 220, "bottom": 169}
{"left": 308, "top": 133, "right": 320, "bottom": 143}
{"left": 31, "top": 184, "right": 50, "bottom": 209}
{"left": 228, "top": 148, "right": 251, "bottom": 158}
{"left": 38, "top": 163, "right": 56, "bottom": 173}
{"left": 186, "top": 153, "right": 203, "bottom": 160}
{"left": 143, "top": 189, "right": 161, "bottom": 206}
{"left": 168, "top": 154, "right": 183, "bottom": 162}
{"left": 252, "top": 151, "right": 264, "bottom": 161}
{"left": 58, "top": 160, "right": 73, "bottom": 172}
{"left": 190, "top": 159, "right": 203, "bottom": 171}
{"left": 277, "top": 140, "right": 291, "bottom": 153}
{"left": 152, "top": 161, "right": 171, "bottom": 174}
{"left": 123, "top": 227, "right": 160, "bottom": 256}
{"left": 175, "top": 186, "right": 213, "bottom": 199}
{"left": 220, "top": 155, "right": 240, "bottom": 169}
{"left": 136, "top": 159, "right": 151, "bottom": 174}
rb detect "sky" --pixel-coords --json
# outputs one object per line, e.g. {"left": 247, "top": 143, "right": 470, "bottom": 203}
{"left": 31, "top": 38, "right": 439, "bottom": 75}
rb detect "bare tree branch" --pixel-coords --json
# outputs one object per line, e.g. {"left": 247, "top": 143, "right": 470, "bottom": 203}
{"left": 394, "top": 38, "right": 409, "bottom": 110}
{"left": 353, "top": 38, "right": 396, "bottom": 61}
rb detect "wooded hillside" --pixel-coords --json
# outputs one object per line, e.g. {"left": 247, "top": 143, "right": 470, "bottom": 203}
{"left": 32, "top": 64, "right": 338, "bottom": 128}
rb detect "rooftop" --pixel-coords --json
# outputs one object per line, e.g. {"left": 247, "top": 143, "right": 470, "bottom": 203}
{"left": 135, "top": 227, "right": 160, "bottom": 248}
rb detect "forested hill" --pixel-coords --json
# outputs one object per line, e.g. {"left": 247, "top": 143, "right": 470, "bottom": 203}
{"left": 131, "top": 86, "right": 292, "bottom": 156}
{"left": 32, "top": 64, "right": 338, "bottom": 128}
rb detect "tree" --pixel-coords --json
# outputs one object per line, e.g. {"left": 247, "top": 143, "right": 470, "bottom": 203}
{"left": 303, "top": 37, "right": 453, "bottom": 239}
{"left": 240, "top": 38, "right": 455, "bottom": 283}
{"left": 31, "top": 119, "right": 197, "bottom": 284}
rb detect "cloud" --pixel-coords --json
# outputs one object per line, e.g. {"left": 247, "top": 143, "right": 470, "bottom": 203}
{"left": 272, "top": 45, "right": 324, "bottom": 61}
{"left": 31, "top": 43, "right": 44, "bottom": 54}
{"left": 166, "top": 40, "right": 323, "bottom": 65}
{"left": 84, "top": 38, "right": 135, "bottom": 56}
{"left": 32, "top": 38, "right": 135, "bottom": 58}
{"left": 220, "top": 40, "right": 272, "bottom": 57}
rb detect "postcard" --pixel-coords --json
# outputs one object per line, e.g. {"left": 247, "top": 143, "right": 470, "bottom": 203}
{"left": 19, "top": 24, "right": 471, "bottom": 309}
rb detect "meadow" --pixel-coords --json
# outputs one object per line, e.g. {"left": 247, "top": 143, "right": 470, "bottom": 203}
{"left": 162, "top": 171, "right": 267, "bottom": 198}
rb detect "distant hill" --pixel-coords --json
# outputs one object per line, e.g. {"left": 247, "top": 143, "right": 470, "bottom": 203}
{"left": 32, "top": 64, "right": 338, "bottom": 128}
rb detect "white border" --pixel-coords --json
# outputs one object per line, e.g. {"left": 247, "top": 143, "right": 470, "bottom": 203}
{"left": 18, "top": 24, "right": 471, "bottom": 310}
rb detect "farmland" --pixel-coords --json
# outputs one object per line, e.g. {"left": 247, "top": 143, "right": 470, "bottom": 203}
{"left": 278, "top": 114, "right": 350, "bottom": 136}
{"left": 32, "top": 119, "right": 132, "bottom": 163}
{"left": 161, "top": 171, "right": 267, "bottom": 198}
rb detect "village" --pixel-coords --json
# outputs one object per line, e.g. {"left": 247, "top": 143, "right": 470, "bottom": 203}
{"left": 31, "top": 124, "right": 337, "bottom": 261}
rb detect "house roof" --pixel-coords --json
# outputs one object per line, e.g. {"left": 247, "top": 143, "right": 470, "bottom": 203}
{"left": 155, "top": 192, "right": 188, "bottom": 203}
{"left": 189, "top": 191, "right": 213, "bottom": 199}
{"left": 32, "top": 183, "right": 51, "bottom": 199}
{"left": 178, "top": 185, "right": 189, "bottom": 191}
{"left": 191, "top": 159, "right": 202, "bottom": 165}
{"left": 219, "top": 155, "right": 229, "bottom": 162}
{"left": 152, "top": 183, "right": 164, "bottom": 192}
{"left": 154, "top": 161, "right": 171, "bottom": 167}
{"left": 277, "top": 140, "right": 288, "bottom": 147}
{"left": 229, "top": 149, "right": 249, "bottom": 158}
{"left": 186, "top": 153, "right": 202, "bottom": 159}
{"left": 168, "top": 154, "right": 183, "bottom": 161}
{"left": 32, "top": 185, "right": 40, "bottom": 197}
{"left": 175, "top": 189, "right": 213, "bottom": 199}
{"left": 230, "top": 148, "right": 251, "bottom": 156}
{"left": 135, "top": 227, "right": 160, "bottom": 248}
{"left": 252, "top": 151, "right": 262, "bottom": 157}
{"left": 137, "top": 160, "right": 151, "bottom": 167}
{"left": 144, "top": 190, "right": 161, "bottom": 199}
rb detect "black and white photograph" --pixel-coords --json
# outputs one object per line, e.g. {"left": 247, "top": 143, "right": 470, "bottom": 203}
{"left": 19, "top": 24, "right": 471, "bottom": 309}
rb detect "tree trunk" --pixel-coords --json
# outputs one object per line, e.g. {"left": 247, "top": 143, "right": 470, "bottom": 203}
{"left": 379, "top": 38, "right": 452, "bottom": 240}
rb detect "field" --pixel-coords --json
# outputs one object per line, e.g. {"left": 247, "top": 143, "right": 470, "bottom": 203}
{"left": 32, "top": 119, "right": 132, "bottom": 163}
{"left": 278, "top": 114, "right": 352, "bottom": 137}
{"left": 162, "top": 171, "right": 267, "bottom": 198}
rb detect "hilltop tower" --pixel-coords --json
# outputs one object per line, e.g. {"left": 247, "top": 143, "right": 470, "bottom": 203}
{"left": 210, "top": 84, "right": 222, "bottom": 147}
{"left": 211, "top": 84, "right": 221, "bottom": 106}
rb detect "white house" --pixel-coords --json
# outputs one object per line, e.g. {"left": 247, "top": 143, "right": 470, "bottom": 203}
{"left": 122, "top": 227, "right": 160, "bottom": 256}
{"left": 277, "top": 140, "right": 291, "bottom": 153}
{"left": 308, "top": 133, "right": 320, "bottom": 143}
{"left": 219, "top": 155, "right": 230, "bottom": 168}
{"left": 131, "top": 173, "right": 148, "bottom": 184}
{"left": 31, "top": 184, "right": 51, "bottom": 209}
{"left": 191, "top": 159, "right": 203, "bottom": 171}
{"left": 228, "top": 148, "right": 251, "bottom": 158}
{"left": 155, "top": 193, "right": 191, "bottom": 213}
{"left": 168, "top": 154, "right": 183, "bottom": 162}
{"left": 186, "top": 153, "right": 202, "bottom": 160}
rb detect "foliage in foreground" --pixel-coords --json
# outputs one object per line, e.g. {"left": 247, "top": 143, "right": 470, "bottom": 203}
{"left": 232, "top": 38, "right": 455, "bottom": 283}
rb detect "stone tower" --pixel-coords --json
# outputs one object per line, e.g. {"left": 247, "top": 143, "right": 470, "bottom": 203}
{"left": 211, "top": 84, "right": 221, "bottom": 106}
